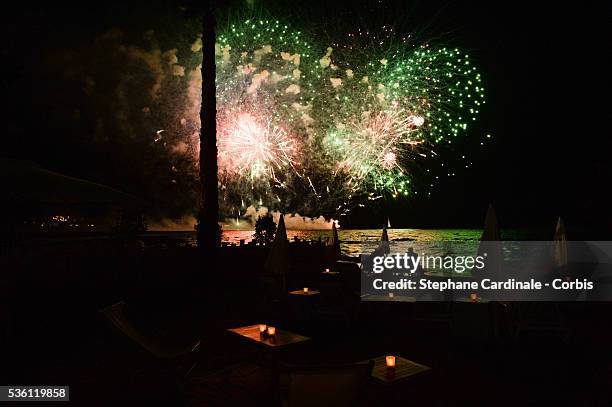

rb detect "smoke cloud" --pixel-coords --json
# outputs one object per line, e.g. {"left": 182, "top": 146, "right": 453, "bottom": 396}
{"left": 222, "top": 206, "right": 338, "bottom": 231}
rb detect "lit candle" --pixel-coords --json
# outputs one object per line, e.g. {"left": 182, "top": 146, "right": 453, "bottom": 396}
{"left": 389, "top": 292, "right": 394, "bottom": 299}
{"left": 259, "top": 324, "right": 267, "bottom": 333}
{"left": 470, "top": 293, "right": 478, "bottom": 302}
{"left": 303, "top": 287, "right": 309, "bottom": 294}
{"left": 386, "top": 355, "right": 396, "bottom": 368}
{"left": 267, "top": 326, "right": 276, "bottom": 336}
{"left": 325, "top": 268, "right": 330, "bottom": 273}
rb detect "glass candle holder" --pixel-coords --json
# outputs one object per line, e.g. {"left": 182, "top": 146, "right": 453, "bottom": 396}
{"left": 386, "top": 355, "right": 396, "bottom": 368}
{"left": 267, "top": 326, "right": 276, "bottom": 336}
{"left": 470, "top": 293, "right": 478, "bottom": 302}
{"left": 259, "top": 324, "right": 267, "bottom": 333}
{"left": 303, "top": 287, "right": 309, "bottom": 294}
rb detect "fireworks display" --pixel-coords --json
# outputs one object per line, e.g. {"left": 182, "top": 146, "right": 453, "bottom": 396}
{"left": 324, "top": 108, "right": 423, "bottom": 197}
{"left": 213, "top": 19, "right": 321, "bottom": 218}
{"left": 83, "top": 17, "right": 489, "bottom": 221}
{"left": 209, "top": 17, "right": 487, "bottom": 219}
{"left": 218, "top": 112, "right": 297, "bottom": 180}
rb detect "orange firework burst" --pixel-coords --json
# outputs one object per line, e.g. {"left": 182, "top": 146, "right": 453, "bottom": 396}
{"left": 218, "top": 112, "right": 298, "bottom": 180}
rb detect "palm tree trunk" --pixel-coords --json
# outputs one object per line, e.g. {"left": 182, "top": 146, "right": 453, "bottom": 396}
{"left": 198, "top": 0, "right": 220, "bottom": 253}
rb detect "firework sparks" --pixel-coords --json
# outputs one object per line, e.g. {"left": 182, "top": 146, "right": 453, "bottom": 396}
{"left": 382, "top": 151, "right": 397, "bottom": 169}
{"left": 218, "top": 112, "right": 297, "bottom": 180}
{"left": 194, "top": 19, "right": 487, "bottom": 217}
{"left": 315, "top": 40, "right": 486, "bottom": 203}
{"left": 324, "top": 109, "right": 425, "bottom": 196}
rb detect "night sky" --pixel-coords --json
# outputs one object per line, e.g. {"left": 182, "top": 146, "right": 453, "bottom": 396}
{"left": 2, "top": 0, "right": 609, "bottom": 233}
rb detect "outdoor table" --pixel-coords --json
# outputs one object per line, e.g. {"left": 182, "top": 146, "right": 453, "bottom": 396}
{"left": 288, "top": 289, "right": 321, "bottom": 296}
{"left": 361, "top": 294, "right": 416, "bottom": 302}
{"left": 455, "top": 297, "right": 490, "bottom": 303}
{"left": 227, "top": 324, "right": 310, "bottom": 349}
{"left": 320, "top": 271, "right": 341, "bottom": 282}
{"left": 368, "top": 355, "right": 431, "bottom": 385}
{"left": 319, "top": 271, "right": 341, "bottom": 285}
{"left": 228, "top": 325, "right": 311, "bottom": 374}
{"left": 288, "top": 290, "right": 321, "bottom": 322}
{"left": 452, "top": 298, "right": 501, "bottom": 337}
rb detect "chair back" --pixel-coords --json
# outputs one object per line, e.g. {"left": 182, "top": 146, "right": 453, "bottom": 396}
{"left": 280, "top": 360, "right": 373, "bottom": 407}
{"left": 101, "top": 301, "right": 199, "bottom": 359}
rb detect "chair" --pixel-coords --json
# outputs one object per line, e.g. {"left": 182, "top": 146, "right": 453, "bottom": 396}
{"left": 411, "top": 302, "right": 453, "bottom": 333}
{"left": 279, "top": 360, "right": 374, "bottom": 407}
{"left": 451, "top": 302, "right": 494, "bottom": 338}
{"left": 100, "top": 301, "right": 200, "bottom": 377}
{"left": 337, "top": 261, "right": 362, "bottom": 295}
{"left": 510, "top": 302, "right": 570, "bottom": 342}
{"left": 313, "top": 281, "right": 360, "bottom": 328}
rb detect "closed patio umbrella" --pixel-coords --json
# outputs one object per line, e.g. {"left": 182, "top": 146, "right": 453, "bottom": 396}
{"left": 480, "top": 204, "right": 501, "bottom": 241}
{"left": 327, "top": 221, "right": 341, "bottom": 260}
{"left": 552, "top": 217, "right": 568, "bottom": 268}
{"left": 379, "top": 222, "right": 390, "bottom": 255}
{"left": 264, "top": 214, "right": 290, "bottom": 291}
{"left": 477, "top": 204, "right": 503, "bottom": 280}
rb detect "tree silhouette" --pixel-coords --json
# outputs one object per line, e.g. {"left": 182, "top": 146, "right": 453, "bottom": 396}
{"left": 253, "top": 214, "right": 277, "bottom": 246}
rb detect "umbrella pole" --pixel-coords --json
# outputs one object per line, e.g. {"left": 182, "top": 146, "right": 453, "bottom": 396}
{"left": 198, "top": 0, "right": 220, "bottom": 255}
